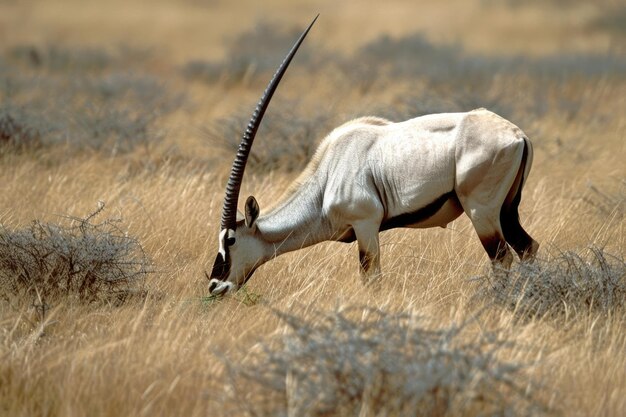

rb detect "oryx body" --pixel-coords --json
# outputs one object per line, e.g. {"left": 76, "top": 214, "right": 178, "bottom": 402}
{"left": 207, "top": 17, "right": 538, "bottom": 295}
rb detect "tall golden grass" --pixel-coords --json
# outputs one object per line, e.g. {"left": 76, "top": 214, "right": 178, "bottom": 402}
{"left": 1, "top": 0, "right": 625, "bottom": 416}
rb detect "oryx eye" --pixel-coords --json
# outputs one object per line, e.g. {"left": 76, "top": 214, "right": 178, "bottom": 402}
{"left": 226, "top": 236, "right": 236, "bottom": 246}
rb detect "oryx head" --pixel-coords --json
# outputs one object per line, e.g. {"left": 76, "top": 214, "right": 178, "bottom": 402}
{"left": 207, "top": 16, "right": 318, "bottom": 296}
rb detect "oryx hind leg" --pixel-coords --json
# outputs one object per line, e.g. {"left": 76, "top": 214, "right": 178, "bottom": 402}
{"left": 352, "top": 220, "right": 382, "bottom": 285}
{"left": 456, "top": 146, "right": 526, "bottom": 270}
{"left": 456, "top": 177, "right": 515, "bottom": 269}
{"left": 500, "top": 139, "right": 539, "bottom": 261}
{"left": 501, "top": 205, "right": 538, "bottom": 261}
{"left": 464, "top": 210, "right": 513, "bottom": 270}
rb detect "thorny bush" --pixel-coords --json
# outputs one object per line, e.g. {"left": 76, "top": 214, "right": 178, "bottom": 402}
{"left": 479, "top": 246, "right": 626, "bottom": 319}
{"left": 219, "top": 307, "right": 545, "bottom": 417}
{"left": 0, "top": 203, "right": 151, "bottom": 305}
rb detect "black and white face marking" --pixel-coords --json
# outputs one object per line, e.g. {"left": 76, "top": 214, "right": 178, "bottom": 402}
{"left": 208, "top": 229, "right": 236, "bottom": 295}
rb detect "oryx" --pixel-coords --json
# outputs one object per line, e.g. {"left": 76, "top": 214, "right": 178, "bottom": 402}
{"left": 207, "top": 16, "right": 539, "bottom": 295}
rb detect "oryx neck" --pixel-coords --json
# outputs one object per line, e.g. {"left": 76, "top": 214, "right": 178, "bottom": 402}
{"left": 256, "top": 179, "right": 331, "bottom": 255}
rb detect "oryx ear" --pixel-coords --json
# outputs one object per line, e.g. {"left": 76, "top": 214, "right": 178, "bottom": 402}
{"left": 245, "top": 196, "right": 260, "bottom": 227}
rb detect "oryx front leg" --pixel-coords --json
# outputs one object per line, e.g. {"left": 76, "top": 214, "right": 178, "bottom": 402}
{"left": 352, "top": 220, "right": 382, "bottom": 285}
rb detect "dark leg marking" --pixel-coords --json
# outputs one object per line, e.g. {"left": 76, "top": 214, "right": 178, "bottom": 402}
{"left": 380, "top": 191, "right": 456, "bottom": 231}
{"left": 480, "top": 235, "right": 509, "bottom": 262}
{"left": 500, "top": 141, "right": 539, "bottom": 260}
{"left": 359, "top": 250, "right": 374, "bottom": 273}
{"left": 501, "top": 208, "right": 538, "bottom": 260}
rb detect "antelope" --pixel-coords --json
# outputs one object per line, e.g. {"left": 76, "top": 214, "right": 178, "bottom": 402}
{"left": 207, "top": 16, "right": 539, "bottom": 296}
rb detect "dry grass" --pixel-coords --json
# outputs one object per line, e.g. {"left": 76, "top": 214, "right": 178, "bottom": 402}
{"left": 0, "top": 0, "right": 625, "bottom": 416}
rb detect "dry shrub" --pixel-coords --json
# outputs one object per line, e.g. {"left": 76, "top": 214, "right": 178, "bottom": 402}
{"left": 480, "top": 247, "right": 626, "bottom": 319}
{"left": 358, "top": 32, "right": 626, "bottom": 82}
{"left": 220, "top": 307, "right": 544, "bottom": 417}
{"left": 588, "top": 3, "right": 626, "bottom": 35}
{"left": 6, "top": 44, "right": 111, "bottom": 73}
{"left": 203, "top": 100, "right": 335, "bottom": 173}
{"left": 355, "top": 31, "right": 625, "bottom": 126}
{"left": 0, "top": 203, "right": 151, "bottom": 305}
{"left": 0, "top": 102, "right": 55, "bottom": 147}
{"left": 5, "top": 44, "right": 152, "bottom": 73}
{"left": 182, "top": 21, "right": 320, "bottom": 86}
{"left": 358, "top": 33, "right": 462, "bottom": 82}
{"left": 0, "top": 45, "right": 183, "bottom": 153}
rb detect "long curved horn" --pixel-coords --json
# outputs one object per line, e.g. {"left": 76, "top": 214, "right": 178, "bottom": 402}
{"left": 220, "top": 15, "right": 319, "bottom": 231}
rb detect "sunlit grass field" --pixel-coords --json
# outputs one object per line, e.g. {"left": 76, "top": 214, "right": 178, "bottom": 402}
{"left": 1, "top": 0, "right": 624, "bottom": 416}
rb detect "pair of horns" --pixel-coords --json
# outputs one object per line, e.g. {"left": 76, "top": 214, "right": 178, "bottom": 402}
{"left": 220, "top": 15, "right": 318, "bottom": 231}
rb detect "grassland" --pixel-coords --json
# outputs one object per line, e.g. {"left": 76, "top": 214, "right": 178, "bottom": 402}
{"left": 0, "top": 0, "right": 625, "bottom": 416}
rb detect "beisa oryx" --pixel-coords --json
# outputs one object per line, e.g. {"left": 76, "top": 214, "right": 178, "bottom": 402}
{"left": 207, "top": 16, "right": 539, "bottom": 296}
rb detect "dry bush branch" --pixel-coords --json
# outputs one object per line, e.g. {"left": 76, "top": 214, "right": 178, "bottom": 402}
{"left": 478, "top": 246, "right": 626, "bottom": 319}
{"left": 0, "top": 202, "right": 151, "bottom": 305}
{"left": 219, "top": 306, "right": 546, "bottom": 417}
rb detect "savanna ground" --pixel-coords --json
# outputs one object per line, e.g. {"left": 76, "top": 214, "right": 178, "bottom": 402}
{"left": 0, "top": 0, "right": 625, "bottom": 416}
